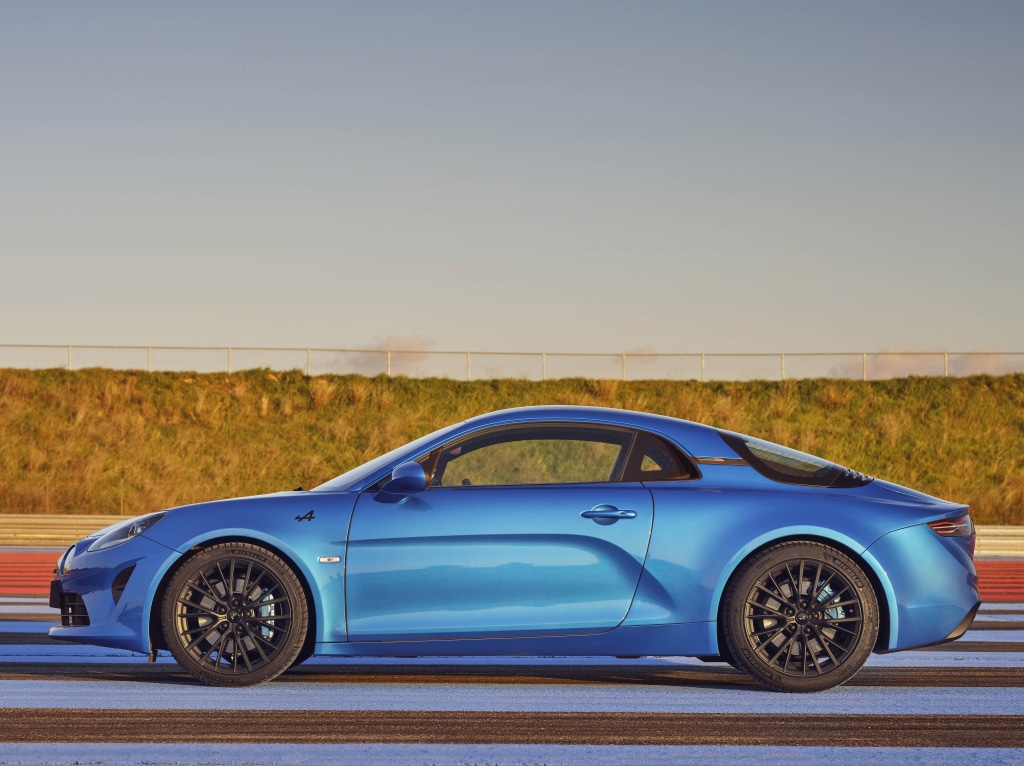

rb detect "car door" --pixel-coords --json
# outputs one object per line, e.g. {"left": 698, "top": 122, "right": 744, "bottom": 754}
{"left": 345, "top": 423, "right": 655, "bottom": 640}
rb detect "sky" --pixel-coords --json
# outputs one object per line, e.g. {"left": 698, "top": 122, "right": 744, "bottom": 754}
{"left": 1, "top": 1, "right": 1022, "bottom": 357}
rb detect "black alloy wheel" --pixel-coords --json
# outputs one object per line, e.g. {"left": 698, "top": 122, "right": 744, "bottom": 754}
{"left": 161, "top": 543, "right": 308, "bottom": 687}
{"left": 723, "top": 541, "right": 879, "bottom": 692}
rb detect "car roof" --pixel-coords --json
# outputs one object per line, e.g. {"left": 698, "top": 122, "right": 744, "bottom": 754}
{"left": 459, "top": 405, "right": 733, "bottom": 458}
{"left": 315, "top": 405, "right": 740, "bottom": 492}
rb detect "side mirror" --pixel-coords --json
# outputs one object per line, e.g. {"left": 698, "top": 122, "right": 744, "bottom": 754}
{"left": 381, "top": 461, "right": 428, "bottom": 494}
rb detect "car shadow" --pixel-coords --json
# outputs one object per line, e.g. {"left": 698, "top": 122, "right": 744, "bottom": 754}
{"left": 282, "top": 661, "right": 755, "bottom": 690}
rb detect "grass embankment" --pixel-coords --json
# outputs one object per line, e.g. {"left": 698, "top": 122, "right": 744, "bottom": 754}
{"left": 0, "top": 368, "right": 1022, "bottom": 524}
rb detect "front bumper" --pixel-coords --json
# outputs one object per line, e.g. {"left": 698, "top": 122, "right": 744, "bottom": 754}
{"left": 48, "top": 533, "right": 179, "bottom": 654}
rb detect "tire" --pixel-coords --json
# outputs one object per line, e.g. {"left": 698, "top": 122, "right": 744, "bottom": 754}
{"left": 289, "top": 632, "right": 317, "bottom": 669}
{"left": 161, "top": 543, "right": 308, "bottom": 687}
{"left": 722, "top": 541, "right": 879, "bottom": 693}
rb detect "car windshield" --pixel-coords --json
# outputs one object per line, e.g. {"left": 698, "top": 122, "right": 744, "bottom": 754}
{"left": 312, "top": 421, "right": 465, "bottom": 492}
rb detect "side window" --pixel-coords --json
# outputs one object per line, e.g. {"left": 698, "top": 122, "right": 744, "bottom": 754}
{"left": 621, "top": 431, "right": 694, "bottom": 482}
{"left": 430, "top": 425, "right": 633, "bottom": 487}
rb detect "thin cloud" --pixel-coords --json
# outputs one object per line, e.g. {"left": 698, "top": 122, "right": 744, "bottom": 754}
{"left": 322, "top": 336, "right": 436, "bottom": 377}
{"left": 623, "top": 346, "right": 658, "bottom": 366}
{"left": 829, "top": 348, "right": 1023, "bottom": 380}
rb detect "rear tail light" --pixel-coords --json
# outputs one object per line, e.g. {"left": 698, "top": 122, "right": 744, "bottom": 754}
{"left": 927, "top": 510, "right": 975, "bottom": 558}
{"left": 927, "top": 512, "right": 973, "bottom": 537}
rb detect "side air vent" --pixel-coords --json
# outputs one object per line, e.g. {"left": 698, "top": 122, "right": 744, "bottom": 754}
{"left": 111, "top": 565, "right": 136, "bottom": 606}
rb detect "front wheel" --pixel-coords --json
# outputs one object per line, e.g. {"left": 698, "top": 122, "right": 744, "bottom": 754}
{"left": 161, "top": 543, "right": 308, "bottom": 687}
{"left": 722, "top": 541, "right": 879, "bottom": 692}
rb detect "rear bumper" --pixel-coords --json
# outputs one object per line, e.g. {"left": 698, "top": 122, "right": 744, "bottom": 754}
{"left": 867, "top": 523, "right": 980, "bottom": 651}
{"left": 943, "top": 600, "right": 982, "bottom": 642}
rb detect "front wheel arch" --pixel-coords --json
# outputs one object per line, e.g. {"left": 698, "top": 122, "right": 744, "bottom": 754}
{"left": 714, "top": 534, "right": 891, "bottom": 656}
{"left": 148, "top": 535, "right": 318, "bottom": 656}
{"left": 159, "top": 541, "right": 311, "bottom": 685}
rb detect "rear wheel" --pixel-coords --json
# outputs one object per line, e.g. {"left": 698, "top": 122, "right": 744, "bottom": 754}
{"left": 723, "top": 541, "right": 879, "bottom": 692}
{"left": 161, "top": 543, "right": 308, "bottom": 687}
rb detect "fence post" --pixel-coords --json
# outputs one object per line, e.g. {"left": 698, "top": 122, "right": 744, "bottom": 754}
{"left": 227, "top": 348, "right": 232, "bottom": 375}
{"left": 701, "top": 354, "right": 705, "bottom": 383}
{"left": 541, "top": 353, "right": 546, "bottom": 381}
{"left": 67, "top": 346, "right": 72, "bottom": 371}
{"left": 781, "top": 354, "right": 786, "bottom": 380}
{"left": 944, "top": 352, "right": 948, "bottom": 377}
{"left": 467, "top": 352, "right": 471, "bottom": 382}
{"left": 307, "top": 349, "right": 311, "bottom": 377}
{"left": 387, "top": 350, "right": 391, "bottom": 377}
{"left": 622, "top": 353, "right": 627, "bottom": 381}
{"left": 862, "top": 353, "right": 867, "bottom": 382}
{"left": 147, "top": 347, "right": 152, "bottom": 373}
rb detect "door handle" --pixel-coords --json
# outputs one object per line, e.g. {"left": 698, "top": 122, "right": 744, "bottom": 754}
{"left": 581, "top": 505, "right": 637, "bottom": 525}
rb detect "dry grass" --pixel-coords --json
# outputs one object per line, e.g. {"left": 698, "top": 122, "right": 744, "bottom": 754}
{"left": 308, "top": 378, "right": 338, "bottom": 409}
{"left": 0, "top": 368, "right": 1022, "bottom": 524}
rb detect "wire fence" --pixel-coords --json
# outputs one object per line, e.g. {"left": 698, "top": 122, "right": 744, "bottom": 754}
{"left": 2, "top": 344, "right": 1023, "bottom": 382}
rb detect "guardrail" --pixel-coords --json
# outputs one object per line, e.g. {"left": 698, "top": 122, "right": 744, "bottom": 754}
{"left": 0, "top": 515, "right": 123, "bottom": 547}
{"left": 2, "top": 344, "right": 1024, "bottom": 382}
{"left": 975, "top": 526, "right": 1024, "bottom": 558}
{"left": 0, "top": 514, "right": 1020, "bottom": 555}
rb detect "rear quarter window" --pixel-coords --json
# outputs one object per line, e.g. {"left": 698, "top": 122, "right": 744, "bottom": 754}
{"left": 718, "top": 430, "right": 870, "bottom": 488}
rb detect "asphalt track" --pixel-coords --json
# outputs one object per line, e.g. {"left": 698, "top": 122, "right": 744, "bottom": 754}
{"left": 4, "top": 709, "right": 1024, "bottom": 747}
{"left": 1, "top": 550, "right": 1023, "bottom": 764}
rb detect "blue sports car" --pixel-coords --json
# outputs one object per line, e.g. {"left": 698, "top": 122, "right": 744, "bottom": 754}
{"left": 49, "top": 405, "right": 979, "bottom": 692}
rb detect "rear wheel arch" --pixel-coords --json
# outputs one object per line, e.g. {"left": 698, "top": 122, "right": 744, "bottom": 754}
{"left": 719, "top": 538, "right": 882, "bottom": 691}
{"left": 715, "top": 534, "right": 892, "bottom": 656}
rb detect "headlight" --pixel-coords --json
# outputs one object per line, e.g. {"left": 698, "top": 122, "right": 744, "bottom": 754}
{"left": 87, "top": 512, "right": 167, "bottom": 552}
